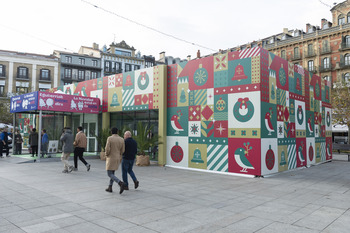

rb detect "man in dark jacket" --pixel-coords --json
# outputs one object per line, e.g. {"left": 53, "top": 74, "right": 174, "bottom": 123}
{"left": 0, "top": 127, "right": 9, "bottom": 158}
{"left": 60, "top": 127, "right": 74, "bottom": 173}
{"left": 122, "top": 131, "right": 139, "bottom": 190}
{"left": 29, "top": 128, "right": 39, "bottom": 157}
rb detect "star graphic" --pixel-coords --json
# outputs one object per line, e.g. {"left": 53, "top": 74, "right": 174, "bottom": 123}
{"left": 216, "top": 123, "right": 226, "bottom": 135}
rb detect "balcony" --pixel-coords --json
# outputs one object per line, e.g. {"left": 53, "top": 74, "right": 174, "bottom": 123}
{"left": 320, "top": 47, "right": 332, "bottom": 55}
{"left": 319, "top": 64, "right": 332, "bottom": 72}
{"left": 308, "top": 66, "right": 318, "bottom": 73}
{"left": 105, "top": 68, "right": 123, "bottom": 75}
{"left": 39, "top": 75, "right": 51, "bottom": 83}
{"left": 305, "top": 50, "right": 316, "bottom": 58}
{"left": 338, "top": 62, "right": 350, "bottom": 70}
{"left": 291, "top": 53, "right": 301, "bottom": 61}
{"left": 16, "top": 74, "right": 29, "bottom": 80}
{"left": 339, "top": 42, "right": 350, "bottom": 51}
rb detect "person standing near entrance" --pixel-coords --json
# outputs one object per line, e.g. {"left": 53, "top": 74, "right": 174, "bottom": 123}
{"left": 105, "top": 127, "right": 125, "bottom": 194}
{"left": 0, "top": 127, "right": 10, "bottom": 158}
{"left": 29, "top": 128, "right": 39, "bottom": 157}
{"left": 60, "top": 127, "right": 74, "bottom": 173}
{"left": 41, "top": 129, "right": 49, "bottom": 158}
{"left": 73, "top": 126, "right": 90, "bottom": 171}
{"left": 14, "top": 130, "right": 23, "bottom": 155}
{"left": 122, "top": 131, "right": 139, "bottom": 190}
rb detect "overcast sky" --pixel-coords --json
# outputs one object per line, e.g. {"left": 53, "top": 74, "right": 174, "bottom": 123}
{"left": 0, "top": 0, "right": 337, "bottom": 60}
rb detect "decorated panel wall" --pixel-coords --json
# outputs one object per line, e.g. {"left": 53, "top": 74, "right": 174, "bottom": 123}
{"left": 166, "top": 48, "right": 332, "bottom": 176}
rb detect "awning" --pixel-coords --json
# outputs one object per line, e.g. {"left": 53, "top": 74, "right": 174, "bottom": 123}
{"left": 332, "top": 124, "right": 348, "bottom": 133}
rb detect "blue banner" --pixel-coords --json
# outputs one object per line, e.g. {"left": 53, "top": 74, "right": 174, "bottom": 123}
{"left": 10, "top": 92, "right": 38, "bottom": 113}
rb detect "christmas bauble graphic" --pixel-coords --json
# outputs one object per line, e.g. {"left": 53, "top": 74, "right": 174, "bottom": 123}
{"left": 216, "top": 97, "right": 226, "bottom": 111}
{"left": 265, "top": 145, "right": 275, "bottom": 170}
{"left": 171, "top": 142, "right": 184, "bottom": 163}
{"left": 309, "top": 143, "right": 314, "bottom": 162}
{"left": 233, "top": 97, "right": 254, "bottom": 122}
{"left": 194, "top": 64, "right": 208, "bottom": 86}
{"left": 279, "top": 64, "right": 286, "bottom": 87}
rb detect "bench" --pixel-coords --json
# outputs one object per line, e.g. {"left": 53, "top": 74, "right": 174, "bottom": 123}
{"left": 332, "top": 143, "right": 350, "bottom": 161}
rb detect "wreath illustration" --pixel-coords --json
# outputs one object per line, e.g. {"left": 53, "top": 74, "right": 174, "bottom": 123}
{"left": 326, "top": 112, "right": 331, "bottom": 127}
{"left": 137, "top": 71, "right": 149, "bottom": 90}
{"left": 297, "top": 105, "right": 304, "bottom": 125}
{"left": 233, "top": 98, "right": 254, "bottom": 122}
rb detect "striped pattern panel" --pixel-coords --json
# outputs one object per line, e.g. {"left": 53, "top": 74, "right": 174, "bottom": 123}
{"left": 122, "top": 89, "right": 134, "bottom": 107}
{"left": 321, "top": 142, "right": 326, "bottom": 161}
{"left": 207, "top": 144, "right": 228, "bottom": 172}
{"left": 194, "top": 89, "right": 207, "bottom": 106}
{"left": 239, "top": 47, "right": 260, "bottom": 59}
{"left": 277, "top": 89, "right": 286, "bottom": 106}
{"left": 288, "top": 144, "right": 296, "bottom": 170}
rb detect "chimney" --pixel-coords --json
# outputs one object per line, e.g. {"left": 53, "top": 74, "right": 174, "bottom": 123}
{"left": 187, "top": 55, "right": 191, "bottom": 61}
{"left": 197, "top": 50, "right": 200, "bottom": 58}
{"left": 159, "top": 51, "right": 165, "bottom": 60}
{"left": 283, "top": 28, "right": 289, "bottom": 34}
{"left": 321, "top": 18, "right": 327, "bottom": 25}
{"left": 93, "top": 42, "right": 99, "bottom": 50}
{"left": 306, "top": 23, "right": 311, "bottom": 32}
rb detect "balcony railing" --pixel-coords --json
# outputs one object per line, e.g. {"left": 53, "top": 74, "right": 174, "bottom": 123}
{"left": 320, "top": 47, "right": 331, "bottom": 55}
{"left": 339, "top": 62, "right": 350, "bottom": 69}
{"left": 308, "top": 66, "right": 318, "bottom": 73}
{"left": 339, "top": 42, "right": 350, "bottom": 51}
{"left": 291, "top": 53, "right": 301, "bottom": 61}
{"left": 319, "top": 64, "right": 332, "bottom": 72}
{"left": 16, "top": 74, "right": 29, "bottom": 79}
{"left": 305, "top": 50, "right": 316, "bottom": 58}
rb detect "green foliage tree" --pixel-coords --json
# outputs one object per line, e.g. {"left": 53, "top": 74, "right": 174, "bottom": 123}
{"left": 133, "top": 121, "right": 162, "bottom": 156}
{"left": 95, "top": 128, "right": 111, "bottom": 152}
{"left": 332, "top": 81, "right": 350, "bottom": 143}
{"left": 0, "top": 98, "right": 13, "bottom": 124}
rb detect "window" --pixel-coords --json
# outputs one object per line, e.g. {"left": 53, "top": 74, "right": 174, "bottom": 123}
{"left": 323, "top": 57, "right": 330, "bottom": 69}
{"left": 323, "top": 76, "right": 331, "bottom": 82}
{"left": 339, "top": 15, "right": 345, "bottom": 25}
{"left": 0, "top": 85, "right": 4, "bottom": 96}
{"left": 115, "top": 62, "right": 121, "bottom": 72}
{"left": 92, "top": 60, "right": 98, "bottom": 67}
{"left": 64, "top": 68, "right": 72, "bottom": 78}
{"left": 134, "top": 65, "right": 140, "bottom": 70}
{"left": 16, "top": 86, "right": 28, "bottom": 94}
{"left": 17, "top": 67, "right": 28, "bottom": 79}
{"left": 346, "top": 36, "right": 350, "bottom": 47}
{"left": 39, "top": 88, "right": 48, "bottom": 92}
{"left": 115, "top": 50, "right": 131, "bottom": 56}
{"left": 345, "top": 54, "right": 350, "bottom": 65}
{"left": 78, "top": 70, "right": 85, "bottom": 80}
{"left": 281, "top": 50, "right": 286, "bottom": 59}
{"left": 0, "top": 64, "right": 5, "bottom": 76}
{"left": 308, "top": 44, "right": 313, "bottom": 55}
{"left": 323, "top": 40, "right": 329, "bottom": 52}
{"left": 40, "top": 69, "right": 50, "bottom": 80}
{"left": 344, "top": 73, "right": 350, "bottom": 83}
{"left": 105, "top": 61, "right": 111, "bottom": 72}
{"left": 348, "top": 12, "right": 350, "bottom": 23}
{"left": 85, "top": 71, "right": 91, "bottom": 80}
{"left": 125, "top": 64, "right": 131, "bottom": 72}
{"left": 79, "top": 58, "right": 85, "bottom": 65}
{"left": 308, "top": 60, "right": 314, "bottom": 71}
{"left": 294, "top": 47, "right": 299, "bottom": 57}
{"left": 65, "top": 56, "right": 72, "bottom": 63}
{"left": 91, "top": 72, "right": 97, "bottom": 79}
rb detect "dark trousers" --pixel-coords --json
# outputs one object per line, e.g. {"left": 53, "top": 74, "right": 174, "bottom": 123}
{"left": 74, "top": 147, "right": 87, "bottom": 168}
{"left": 1, "top": 142, "right": 9, "bottom": 156}
{"left": 15, "top": 143, "right": 22, "bottom": 154}
{"left": 122, "top": 159, "right": 137, "bottom": 187}
{"left": 31, "top": 145, "right": 38, "bottom": 156}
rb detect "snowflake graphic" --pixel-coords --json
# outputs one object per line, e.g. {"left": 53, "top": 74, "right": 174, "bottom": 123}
{"left": 278, "top": 125, "right": 283, "bottom": 135}
{"left": 190, "top": 124, "right": 199, "bottom": 134}
{"left": 194, "top": 68, "right": 208, "bottom": 86}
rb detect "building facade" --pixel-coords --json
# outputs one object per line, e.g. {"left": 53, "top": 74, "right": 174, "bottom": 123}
{"left": 235, "top": 0, "right": 350, "bottom": 84}
{"left": 101, "top": 41, "right": 144, "bottom": 77}
{"left": 0, "top": 50, "right": 59, "bottom": 97}
{"left": 53, "top": 50, "right": 102, "bottom": 86}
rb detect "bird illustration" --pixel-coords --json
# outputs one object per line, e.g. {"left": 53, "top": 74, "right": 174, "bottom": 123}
{"left": 326, "top": 144, "right": 331, "bottom": 156}
{"left": 234, "top": 145, "right": 254, "bottom": 173}
{"left": 265, "top": 109, "right": 274, "bottom": 135}
{"left": 171, "top": 112, "right": 184, "bottom": 134}
{"left": 307, "top": 117, "right": 313, "bottom": 134}
{"left": 298, "top": 146, "right": 305, "bottom": 162}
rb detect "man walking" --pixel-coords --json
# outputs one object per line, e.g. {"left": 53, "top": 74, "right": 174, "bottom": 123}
{"left": 41, "top": 129, "right": 49, "bottom": 158}
{"left": 29, "top": 128, "right": 38, "bottom": 157}
{"left": 105, "top": 127, "right": 125, "bottom": 194}
{"left": 73, "top": 126, "right": 90, "bottom": 171}
{"left": 14, "top": 130, "right": 23, "bottom": 155}
{"left": 122, "top": 131, "right": 139, "bottom": 190}
{"left": 60, "top": 127, "right": 74, "bottom": 173}
{"left": 0, "top": 127, "right": 9, "bottom": 158}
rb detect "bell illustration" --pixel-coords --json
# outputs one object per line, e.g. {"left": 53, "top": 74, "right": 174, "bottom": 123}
{"left": 231, "top": 63, "right": 248, "bottom": 81}
{"left": 296, "top": 77, "right": 301, "bottom": 90}
{"left": 110, "top": 92, "right": 120, "bottom": 107}
{"left": 280, "top": 151, "right": 286, "bottom": 166}
{"left": 191, "top": 148, "right": 204, "bottom": 164}
{"left": 125, "top": 75, "right": 133, "bottom": 86}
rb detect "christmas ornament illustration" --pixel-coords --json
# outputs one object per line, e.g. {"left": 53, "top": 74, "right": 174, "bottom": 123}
{"left": 191, "top": 148, "right": 204, "bottom": 163}
{"left": 279, "top": 64, "right": 286, "bottom": 87}
{"left": 326, "top": 112, "right": 331, "bottom": 127}
{"left": 296, "top": 76, "right": 301, "bottom": 91}
{"left": 110, "top": 92, "right": 120, "bottom": 107}
{"left": 171, "top": 142, "right": 183, "bottom": 163}
{"left": 233, "top": 97, "right": 254, "bottom": 122}
{"left": 307, "top": 117, "right": 313, "bottom": 135}
{"left": 194, "top": 64, "right": 208, "bottom": 86}
{"left": 179, "top": 88, "right": 187, "bottom": 103}
{"left": 138, "top": 71, "right": 149, "bottom": 90}
{"left": 297, "top": 105, "right": 304, "bottom": 125}
{"left": 234, "top": 142, "right": 254, "bottom": 173}
{"left": 271, "top": 82, "right": 275, "bottom": 100}
{"left": 298, "top": 142, "right": 305, "bottom": 163}
{"left": 309, "top": 143, "right": 314, "bottom": 162}
{"left": 125, "top": 75, "right": 133, "bottom": 86}
{"left": 171, "top": 110, "right": 184, "bottom": 134}
{"left": 216, "top": 97, "right": 226, "bottom": 111}
{"left": 265, "top": 145, "right": 275, "bottom": 170}
{"left": 231, "top": 63, "right": 248, "bottom": 81}
{"left": 65, "top": 87, "right": 71, "bottom": 95}
{"left": 280, "top": 151, "right": 287, "bottom": 166}
{"left": 265, "top": 108, "right": 274, "bottom": 135}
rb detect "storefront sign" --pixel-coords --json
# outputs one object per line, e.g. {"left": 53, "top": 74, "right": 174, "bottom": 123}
{"left": 10, "top": 92, "right": 38, "bottom": 113}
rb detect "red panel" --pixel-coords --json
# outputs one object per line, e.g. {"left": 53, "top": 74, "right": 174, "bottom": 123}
{"left": 167, "top": 64, "right": 177, "bottom": 107}
{"left": 102, "top": 76, "right": 108, "bottom": 112}
{"left": 296, "top": 138, "right": 306, "bottom": 167}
